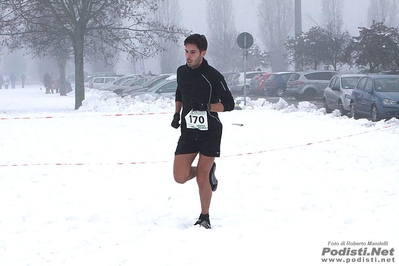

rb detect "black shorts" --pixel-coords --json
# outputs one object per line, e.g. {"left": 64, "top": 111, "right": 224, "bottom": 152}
{"left": 174, "top": 132, "right": 221, "bottom": 157}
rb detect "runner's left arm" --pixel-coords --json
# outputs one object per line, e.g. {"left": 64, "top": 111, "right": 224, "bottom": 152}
{"left": 210, "top": 78, "right": 234, "bottom": 112}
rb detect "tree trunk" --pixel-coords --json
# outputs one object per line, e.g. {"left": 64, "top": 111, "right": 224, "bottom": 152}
{"left": 73, "top": 24, "right": 85, "bottom": 110}
{"left": 57, "top": 57, "right": 67, "bottom": 96}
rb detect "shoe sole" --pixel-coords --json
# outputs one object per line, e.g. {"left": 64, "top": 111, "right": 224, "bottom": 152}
{"left": 209, "top": 162, "right": 218, "bottom": 192}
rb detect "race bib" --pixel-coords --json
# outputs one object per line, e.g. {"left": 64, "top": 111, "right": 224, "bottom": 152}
{"left": 185, "top": 110, "right": 208, "bottom": 131}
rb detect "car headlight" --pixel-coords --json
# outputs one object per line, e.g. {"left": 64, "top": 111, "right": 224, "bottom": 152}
{"left": 382, "top": 98, "right": 397, "bottom": 106}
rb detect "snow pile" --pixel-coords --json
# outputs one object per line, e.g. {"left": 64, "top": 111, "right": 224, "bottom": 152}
{"left": 80, "top": 88, "right": 324, "bottom": 115}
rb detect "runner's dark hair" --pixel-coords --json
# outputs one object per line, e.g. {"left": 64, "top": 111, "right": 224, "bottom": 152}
{"left": 184, "top": 34, "right": 208, "bottom": 52}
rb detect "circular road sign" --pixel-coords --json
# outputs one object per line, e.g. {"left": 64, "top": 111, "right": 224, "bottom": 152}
{"left": 237, "top": 32, "right": 253, "bottom": 49}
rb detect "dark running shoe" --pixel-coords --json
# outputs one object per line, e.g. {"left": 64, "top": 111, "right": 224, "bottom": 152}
{"left": 209, "top": 162, "right": 218, "bottom": 192}
{"left": 194, "top": 213, "right": 211, "bottom": 229}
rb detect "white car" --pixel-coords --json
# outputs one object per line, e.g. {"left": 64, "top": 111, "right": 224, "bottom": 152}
{"left": 85, "top": 76, "right": 121, "bottom": 89}
{"left": 323, "top": 74, "right": 364, "bottom": 115}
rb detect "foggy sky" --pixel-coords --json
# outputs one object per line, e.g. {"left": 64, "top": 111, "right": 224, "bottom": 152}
{"left": 179, "top": 0, "right": 368, "bottom": 42}
{"left": 147, "top": 0, "right": 369, "bottom": 73}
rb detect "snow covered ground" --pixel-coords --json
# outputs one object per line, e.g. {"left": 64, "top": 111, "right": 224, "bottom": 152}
{"left": 1, "top": 84, "right": 398, "bottom": 265}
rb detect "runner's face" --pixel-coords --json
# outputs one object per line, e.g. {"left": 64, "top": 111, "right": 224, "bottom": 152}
{"left": 185, "top": 43, "right": 206, "bottom": 69}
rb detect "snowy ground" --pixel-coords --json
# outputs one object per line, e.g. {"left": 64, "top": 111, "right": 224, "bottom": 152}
{"left": 0, "top": 84, "right": 398, "bottom": 265}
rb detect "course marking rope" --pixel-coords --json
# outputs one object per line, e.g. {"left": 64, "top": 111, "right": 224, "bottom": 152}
{"left": 1, "top": 122, "right": 397, "bottom": 167}
{"left": 0, "top": 112, "right": 171, "bottom": 120}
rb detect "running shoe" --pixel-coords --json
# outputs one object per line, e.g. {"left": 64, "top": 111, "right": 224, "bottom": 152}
{"left": 209, "top": 162, "right": 218, "bottom": 191}
{"left": 194, "top": 213, "right": 211, "bottom": 229}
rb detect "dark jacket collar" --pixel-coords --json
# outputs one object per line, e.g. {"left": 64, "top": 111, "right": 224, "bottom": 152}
{"left": 185, "top": 58, "right": 208, "bottom": 73}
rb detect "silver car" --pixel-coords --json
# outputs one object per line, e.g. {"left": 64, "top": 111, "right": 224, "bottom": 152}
{"left": 122, "top": 78, "right": 177, "bottom": 98}
{"left": 286, "top": 71, "right": 338, "bottom": 100}
{"left": 323, "top": 74, "right": 364, "bottom": 115}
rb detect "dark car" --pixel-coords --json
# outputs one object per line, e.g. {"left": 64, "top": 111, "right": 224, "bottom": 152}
{"left": 264, "top": 72, "right": 296, "bottom": 97}
{"left": 350, "top": 75, "right": 399, "bottom": 121}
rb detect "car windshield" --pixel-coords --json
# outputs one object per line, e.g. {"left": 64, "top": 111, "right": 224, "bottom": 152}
{"left": 341, "top": 76, "right": 362, "bottom": 89}
{"left": 374, "top": 78, "right": 399, "bottom": 92}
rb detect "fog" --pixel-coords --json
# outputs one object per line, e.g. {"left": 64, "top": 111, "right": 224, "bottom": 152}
{"left": 144, "top": 0, "right": 369, "bottom": 73}
{"left": 179, "top": 0, "right": 367, "bottom": 40}
{"left": 0, "top": 0, "right": 371, "bottom": 78}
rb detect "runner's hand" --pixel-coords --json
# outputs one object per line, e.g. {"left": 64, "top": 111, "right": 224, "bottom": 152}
{"left": 189, "top": 99, "right": 209, "bottom": 111}
{"left": 171, "top": 113, "right": 180, "bottom": 129}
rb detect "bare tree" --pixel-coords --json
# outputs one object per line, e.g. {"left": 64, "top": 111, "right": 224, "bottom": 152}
{"left": 155, "top": 0, "right": 182, "bottom": 74}
{"left": 206, "top": 0, "right": 240, "bottom": 72}
{"left": 321, "top": 0, "right": 343, "bottom": 36}
{"left": 320, "top": 0, "right": 350, "bottom": 71}
{"left": 1, "top": 0, "right": 187, "bottom": 109}
{"left": 258, "top": 0, "right": 294, "bottom": 72}
{"left": 367, "top": 0, "right": 398, "bottom": 28}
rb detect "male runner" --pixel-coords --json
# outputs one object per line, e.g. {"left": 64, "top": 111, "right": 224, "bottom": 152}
{"left": 171, "top": 34, "right": 235, "bottom": 229}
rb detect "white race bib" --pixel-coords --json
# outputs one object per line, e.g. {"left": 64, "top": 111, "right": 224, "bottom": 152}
{"left": 185, "top": 110, "right": 208, "bottom": 131}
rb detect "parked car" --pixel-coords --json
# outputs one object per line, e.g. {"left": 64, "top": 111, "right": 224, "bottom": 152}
{"left": 222, "top": 72, "right": 237, "bottom": 82}
{"left": 323, "top": 74, "right": 364, "bottom": 115}
{"left": 125, "top": 78, "right": 177, "bottom": 99}
{"left": 229, "top": 71, "right": 265, "bottom": 95}
{"left": 119, "top": 74, "right": 174, "bottom": 97}
{"left": 256, "top": 73, "right": 272, "bottom": 94}
{"left": 98, "top": 74, "right": 143, "bottom": 91}
{"left": 286, "top": 71, "right": 338, "bottom": 100}
{"left": 86, "top": 76, "right": 122, "bottom": 89}
{"left": 250, "top": 73, "right": 271, "bottom": 94}
{"left": 112, "top": 77, "right": 151, "bottom": 95}
{"left": 350, "top": 75, "right": 399, "bottom": 121}
{"left": 264, "top": 72, "right": 295, "bottom": 97}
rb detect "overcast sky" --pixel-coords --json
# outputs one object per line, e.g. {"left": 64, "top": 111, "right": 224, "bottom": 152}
{"left": 179, "top": 0, "right": 368, "bottom": 41}
{"left": 143, "top": 0, "right": 369, "bottom": 74}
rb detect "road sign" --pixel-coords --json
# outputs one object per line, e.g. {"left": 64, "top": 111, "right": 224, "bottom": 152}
{"left": 236, "top": 32, "right": 254, "bottom": 106}
{"left": 237, "top": 32, "right": 253, "bottom": 49}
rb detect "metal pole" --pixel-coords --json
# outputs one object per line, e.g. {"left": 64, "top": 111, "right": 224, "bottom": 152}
{"left": 243, "top": 34, "right": 247, "bottom": 106}
{"left": 295, "top": 0, "right": 302, "bottom": 71}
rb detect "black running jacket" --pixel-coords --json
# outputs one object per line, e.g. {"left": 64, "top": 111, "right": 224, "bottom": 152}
{"left": 175, "top": 59, "right": 235, "bottom": 136}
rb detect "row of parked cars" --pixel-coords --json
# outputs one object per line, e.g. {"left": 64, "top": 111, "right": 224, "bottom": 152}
{"left": 226, "top": 70, "right": 339, "bottom": 99}
{"left": 325, "top": 74, "right": 399, "bottom": 122}
{"left": 226, "top": 70, "right": 399, "bottom": 121}
{"left": 85, "top": 70, "right": 399, "bottom": 122}
{"left": 84, "top": 73, "right": 177, "bottom": 98}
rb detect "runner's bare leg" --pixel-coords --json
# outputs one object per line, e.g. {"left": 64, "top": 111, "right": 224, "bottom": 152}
{"left": 196, "top": 154, "right": 215, "bottom": 214}
{"left": 173, "top": 153, "right": 215, "bottom": 214}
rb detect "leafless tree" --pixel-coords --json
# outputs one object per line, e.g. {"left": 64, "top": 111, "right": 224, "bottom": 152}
{"left": 258, "top": 0, "right": 294, "bottom": 72}
{"left": 320, "top": 0, "right": 350, "bottom": 71}
{"left": 206, "top": 0, "right": 240, "bottom": 72}
{"left": 367, "top": 0, "right": 398, "bottom": 28}
{"left": 155, "top": 0, "right": 182, "bottom": 74}
{"left": 0, "top": 0, "right": 187, "bottom": 109}
{"left": 321, "top": 0, "right": 343, "bottom": 36}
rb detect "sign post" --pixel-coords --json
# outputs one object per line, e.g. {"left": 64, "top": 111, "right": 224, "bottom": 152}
{"left": 236, "top": 32, "right": 253, "bottom": 106}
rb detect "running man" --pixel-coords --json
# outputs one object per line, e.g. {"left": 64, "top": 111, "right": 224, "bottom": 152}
{"left": 171, "top": 34, "right": 235, "bottom": 229}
